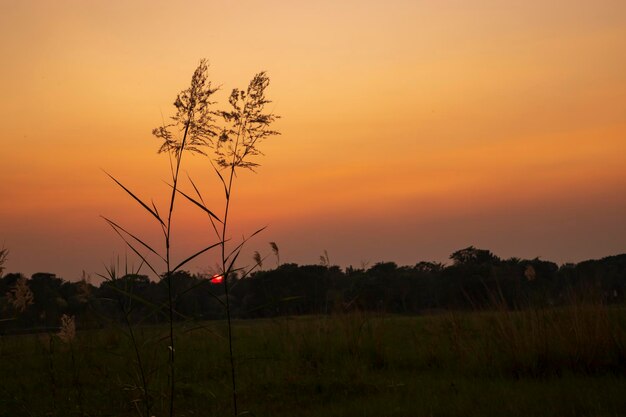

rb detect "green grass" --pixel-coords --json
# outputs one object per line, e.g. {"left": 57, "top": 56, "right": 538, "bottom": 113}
{"left": 1, "top": 308, "right": 626, "bottom": 416}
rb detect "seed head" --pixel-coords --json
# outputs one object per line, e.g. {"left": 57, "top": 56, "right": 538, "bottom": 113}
{"left": 153, "top": 59, "right": 219, "bottom": 158}
{"left": 6, "top": 276, "right": 34, "bottom": 313}
{"left": 524, "top": 265, "right": 536, "bottom": 281}
{"left": 253, "top": 251, "right": 262, "bottom": 268}
{"left": 58, "top": 314, "right": 76, "bottom": 343}
{"left": 216, "top": 72, "right": 280, "bottom": 171}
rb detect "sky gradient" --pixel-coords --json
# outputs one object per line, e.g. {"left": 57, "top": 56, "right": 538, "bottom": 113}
{"left": 1, "top": 0, "right": 625, "bottom": 281}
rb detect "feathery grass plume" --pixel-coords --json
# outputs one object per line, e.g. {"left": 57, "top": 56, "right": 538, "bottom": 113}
{"left": 58, "top": 314, "right": 76, "bottom": 344}
{"left": 0, "top": 246, "right": 8, "bottom": 277}
{"left": 6, "top": 275, "right": 34, "bottom": 313}
{"left": 269, "top": 241, "right": 280, "bottom": 266}
{"left": 216, "top": 72, "right": 280, "bottom": 170}
{"left": 153, "top": 59, "right": 219, "bottom": 157}
{"left": 253, "top": 251, "right": 263, "bottom": 269}
{"left": 320, "top": 250, "right": 330, "bottom": 267}
{"left": 524, "top": 265, "right": 536, "bottom": 281}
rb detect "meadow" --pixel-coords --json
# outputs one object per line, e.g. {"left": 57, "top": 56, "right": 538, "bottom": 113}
{"left": 2, "top": 304, "right": 626, "bottom": 417}
{"left": 2, "top": 59, "right": 624, "bottom": 417}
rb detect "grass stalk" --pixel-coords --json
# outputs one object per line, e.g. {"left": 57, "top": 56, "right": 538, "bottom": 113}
{"left": 105, "top": 60, "right": 276, "bottom": 417}
{"left": 222, "top": 162, "right": 238, "bottom": 416}
{"left": 164, "top": 121, "right": 190, "bottom": 417}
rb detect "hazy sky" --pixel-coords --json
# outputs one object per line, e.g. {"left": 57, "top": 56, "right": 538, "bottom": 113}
{"left": 1, "top": 0, "right": 625, "bottom": 281}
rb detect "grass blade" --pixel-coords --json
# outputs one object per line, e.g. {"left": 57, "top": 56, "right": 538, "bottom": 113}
{"left": 225, "top": 247, "right": 242, "bottom": 276}
{"left": 166, "top": 182, "right": 223, "bottom": 223}
{"left": 172, "top": 240, "right": 222, "bottom": 273}
{"left": 104, "top": 171, "right": 166, "bottom": 227}
{"left": 225, "top": 226, "right": 268, "bottom": 263}
{"left": 102, "top": 216, "right": 166, "bottom": 263}
{"left": 186, "top": 173, "right": 207, "bottom": 206}
{"left": 104, "top": 220, "right": 161, "bottom": 278}
{"left": 210, "top": 159, "right": 229, "bottom": 199}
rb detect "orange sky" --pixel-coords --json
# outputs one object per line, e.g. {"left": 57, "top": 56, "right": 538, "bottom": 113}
{"left": 1, "top": 1, "right": 625, "bottom": 280}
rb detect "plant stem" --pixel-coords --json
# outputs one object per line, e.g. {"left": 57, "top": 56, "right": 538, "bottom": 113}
{"left": 165, "top": 120, "right": 191, "bottom": 417}
{"left": 221, "top": 117, "right": 246, "bottom": 417}
{"left": 222, "top": 171, "right": 238, "bottom": 417}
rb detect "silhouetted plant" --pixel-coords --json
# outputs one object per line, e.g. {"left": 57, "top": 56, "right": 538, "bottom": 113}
{"left": 253, "top": 251, "right": 263, "bottom": 270}
{"left": 215, "top": 72, "right": 279, "bottom": 170}
{"left": 182, "top": 68, "right": 280, "bottom": 416}
{"left": 105, "top": 59, "right": 279, "bottom": 417}
{"left": 0, "top": 246, "right": 8, "bottom": 278}
{"left": 270, "top": 241, "right": 280, "bottom": 267}
{"left": 320, "top": 250, "right": 331, "bottom": 267}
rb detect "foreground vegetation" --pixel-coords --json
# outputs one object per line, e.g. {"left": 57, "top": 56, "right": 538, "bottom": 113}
{"left": 1, "top": 306, "right": 626, "bottom": 417}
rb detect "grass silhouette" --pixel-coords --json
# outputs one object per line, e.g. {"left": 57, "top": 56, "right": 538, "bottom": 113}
{"left": 102, "top": 59, "right": 279, "bottom": 416}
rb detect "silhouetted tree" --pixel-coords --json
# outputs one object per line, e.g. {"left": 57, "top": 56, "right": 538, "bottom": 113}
{"left": 450, "top": 246, "right": 500, "bottom": 265}
{"left": 2, "top": 249, "right": 626, "bottom": 330}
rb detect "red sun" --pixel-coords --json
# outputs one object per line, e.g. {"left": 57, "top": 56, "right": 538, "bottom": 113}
{"left": 210, "top": 274, "right": 224, "bottom": 284}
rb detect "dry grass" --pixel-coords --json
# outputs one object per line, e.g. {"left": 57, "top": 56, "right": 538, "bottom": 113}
{"left": 1, "top": 308, "right": 626, "bottom": 416}
{"left": 5, "top": 276, "right": 34, "bottom": 313}
{"left": 57, "top": 315, "right": 76, "bottom": 344}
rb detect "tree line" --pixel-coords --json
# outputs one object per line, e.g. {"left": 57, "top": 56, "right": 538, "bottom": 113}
{"left": 1, "top": 246, "right": 625, "bottom": 332}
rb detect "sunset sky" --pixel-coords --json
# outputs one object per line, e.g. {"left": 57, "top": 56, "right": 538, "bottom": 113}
{"left": 1, "top": 0, "right": 625, "bottom": 281}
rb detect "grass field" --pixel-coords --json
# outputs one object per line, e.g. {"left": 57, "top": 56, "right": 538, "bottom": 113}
{"left": 2, "top": 306, "right": 626, "bottom": 417}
